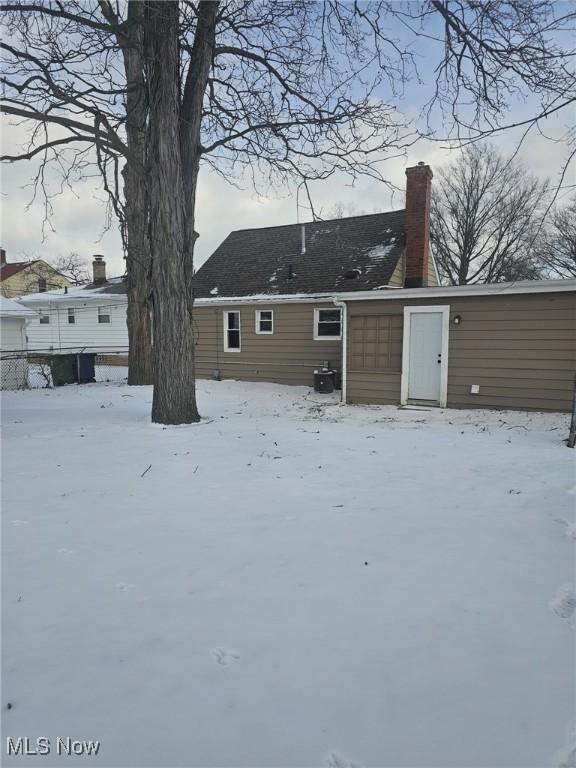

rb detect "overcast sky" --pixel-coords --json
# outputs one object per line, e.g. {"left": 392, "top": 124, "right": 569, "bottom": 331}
{"left": 1, "top": 21, "right": 574, "bottom": 281}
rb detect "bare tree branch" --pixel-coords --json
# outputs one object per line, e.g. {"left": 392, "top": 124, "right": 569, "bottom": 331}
{"left": 431, "top": 143, "right": 549, "bottom": 285}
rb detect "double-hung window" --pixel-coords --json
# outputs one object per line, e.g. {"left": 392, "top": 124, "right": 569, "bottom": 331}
{"left": 67, "top": 308, "right": 75, "bottom": 324}
{"left": 98, "top": 306, "right": 111, "bottom": 324}
{"left": 255, "top": 310, "right": 274, "bottom": 334}
{"left": 314, "top": 308, "right": 342, "bottom": 340}
{"left": 224, "top": 311, "right": 241, "bottom": 351}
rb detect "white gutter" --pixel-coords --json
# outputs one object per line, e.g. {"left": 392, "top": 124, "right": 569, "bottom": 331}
{"left": 195, "top": 292, "right": 344, "bottom": 306}
{"left": 194, "top": 286, "right": 402, "bottom": 306}
{"left": 334, "top": 278, "right": 576, "bottom": 302}
{"left": 333, "top": 298, "right": 348, "bottom": 404}
{"left": 194, "top": 278, "right": 574, "bottom": 306}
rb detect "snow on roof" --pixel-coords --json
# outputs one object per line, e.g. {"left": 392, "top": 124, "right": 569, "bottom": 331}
{"left": 193, "top": 210, "right": 406, "bottom": 298}
{"left": 195, "top": 291, "right": 346, "bottom": 306}
{"left": 17, "top": 277, "right": 127, "bottom": 304}
{"left": 0, "top": 296, "right": 37, "bottom": 317}
{"left": 193, "top": 278, "right": 576, "bottom": 305}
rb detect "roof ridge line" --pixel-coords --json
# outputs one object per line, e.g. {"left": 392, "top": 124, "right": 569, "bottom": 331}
{"left": 227, "top": 208, "right": 406, "bottom": 236}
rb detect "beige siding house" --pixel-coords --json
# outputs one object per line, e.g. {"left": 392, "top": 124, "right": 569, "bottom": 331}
{"left": 193, "top": 299, "right": 343, "bottom": 386}
{"left": 341, "top": 282, "right": 575, "bottom": 413}
{"left": 190, "top": 280, "right": 575, "bottom": 413}
{"left": 191, "top": 162, "right": 575, "bottom": 413}
{"left": 0, "top": 249, "right": 71, "bottom": 298}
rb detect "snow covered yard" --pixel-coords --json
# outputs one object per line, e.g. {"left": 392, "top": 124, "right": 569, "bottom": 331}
{"left": 2, "top": 379, "right": 575, "bottom": 768}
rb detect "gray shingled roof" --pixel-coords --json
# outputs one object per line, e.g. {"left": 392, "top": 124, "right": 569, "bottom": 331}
{"left": 82, "top": 279, "right": 127, "bottom": 295}
{"left": 19, "top": 276, "right": 128, "bottom": 303}
{"left": 193, "top": 210, "right": 405, "bottom": 298}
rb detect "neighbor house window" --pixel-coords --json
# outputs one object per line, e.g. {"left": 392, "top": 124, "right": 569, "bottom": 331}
{"left": 67, "top": 308, "right": 75, "bottom": 324}
{"left": 38, "top": 278, "right": 47, "bottom": 292}
{"left": 224, "top": 311, "right": 241, "bottom": 351}
{"left": 314, "top": 308, "right": 342, "bottom": 340}
{"left": 98, "top": 306, "right": 110, "bottom": 324}
{"left": 39, "top": 313, "right": 50, "bottom": 325}
{"left": 255, "top": 309, "right": 274, "bottom": 334}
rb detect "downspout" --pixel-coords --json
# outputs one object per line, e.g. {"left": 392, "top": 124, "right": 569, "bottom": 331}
{"left": 333, "top": 297, "right": 347, "bottom": 404}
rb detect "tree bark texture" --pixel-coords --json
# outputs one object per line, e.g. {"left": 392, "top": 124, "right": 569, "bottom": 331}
{"left": 146, "top": 0, "right": 199, "bottom": 424}
{"left": 122, "top": 0, "right": 153, "bottom": 385}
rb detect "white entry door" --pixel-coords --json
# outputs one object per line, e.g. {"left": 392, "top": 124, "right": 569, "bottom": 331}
{"left": 401, "top": 306, "right": 449, "bottom": 406}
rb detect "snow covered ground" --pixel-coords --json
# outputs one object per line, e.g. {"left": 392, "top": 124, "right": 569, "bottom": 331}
{"left": 2, "top": 380, "right": 575, "bottom": 768}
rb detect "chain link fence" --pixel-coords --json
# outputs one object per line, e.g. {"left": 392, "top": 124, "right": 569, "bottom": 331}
{"left": 1, "top": 350, "right": 128, "bottom": 390}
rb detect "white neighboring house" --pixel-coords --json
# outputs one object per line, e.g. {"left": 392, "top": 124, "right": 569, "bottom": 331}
{"left": 18, "top": 257, "right": 128, "bottom": 354}
{"left": 0, "top": 296, "right": 36, "bottom": 389}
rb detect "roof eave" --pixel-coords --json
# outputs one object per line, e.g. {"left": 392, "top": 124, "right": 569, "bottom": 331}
{"left": 334, "top": 279, "right": 576, "bottom": 301}
{"left": 194, "top": 287, "right": 403, "bottom": 306}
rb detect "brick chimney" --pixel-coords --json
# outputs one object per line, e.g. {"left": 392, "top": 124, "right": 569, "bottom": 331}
{"left": 404, "top": 162, "right": 433, "bottom": 288}
{"left": 92, "top": 255, "right": 107, "bottom": 284}
{"left": 0, "top": 248, "right": 6, "bottom": 266}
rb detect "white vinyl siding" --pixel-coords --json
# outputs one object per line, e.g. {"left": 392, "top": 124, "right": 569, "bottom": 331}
{"left": 0, "top": 316, "right": 28, "bottom": 351}
{"left": 0, "top": 316, "right": 29, "bottom": 389}
{"left": 22, "top": 300, "right": 128, "bottom": 353}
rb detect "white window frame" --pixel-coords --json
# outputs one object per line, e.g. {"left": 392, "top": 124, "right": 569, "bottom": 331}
{"left": 400, "top": 305, "right": 450, "bottom": 408}
{"left": 39, "top": 313, "right": 50, "bottom": 325}
{"left": 313, "top": 307, "right": 342, "bottom": 341}
{"left": 223, "top": 310, "right": 241, "bottom": 352}
{"left": 67, "top": 307, "right": 75, "bottom": 324}
{"left": 98, "top": 306, "right": 111, "bottom": 324}
{"left": 255, "top": 309, "right": 274, "bottom": 335}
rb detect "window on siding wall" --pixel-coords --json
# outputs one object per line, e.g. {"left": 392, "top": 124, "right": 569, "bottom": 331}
{"left": 349, "top": 314, "right": 403, "bottom": 370}
{"left": 98, "top": 306, "right": 111, "bottom": 324}
{"left": 255, "top": 309, "right": 274, "bottom": 334}
{"left": 314, "top": 308, "right": 342, "bottom": 340}
{"left": 67, "top": 308, "right": 75, "bottom": 324}
{"left": 39, "top": 313, "right": 50, "bottom": 325}
{"left": 224, "top": 311, "right": 241, "bottom": 351}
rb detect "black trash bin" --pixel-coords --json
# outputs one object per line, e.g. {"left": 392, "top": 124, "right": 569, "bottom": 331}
{"left": 50, "top": 354, "right": 78, "bottom": 387}
{"left": 314, "top": 368, "right": 335, "bottom": 394}
{"left": 77, "top": 353, "right": 96, "bottom": 384}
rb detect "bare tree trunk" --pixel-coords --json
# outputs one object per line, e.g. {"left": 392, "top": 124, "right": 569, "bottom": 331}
{"left": 146, "top": 0, "right": 199, "bottom": 424}
{"left": 124, "top": 164, "right": 153, "bottom": 386}
{"left": 122, "top": 0, "right": 153, "bottom": 386}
